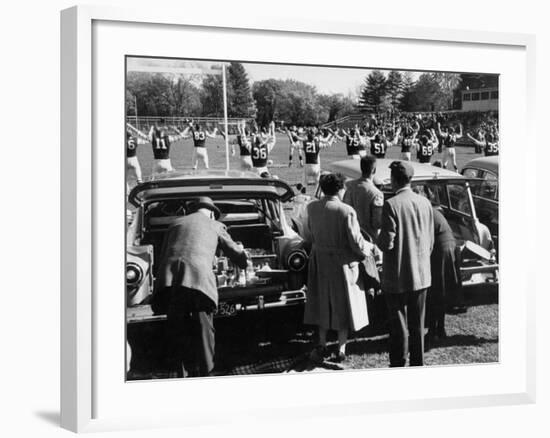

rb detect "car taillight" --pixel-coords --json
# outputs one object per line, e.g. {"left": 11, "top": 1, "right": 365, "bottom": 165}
{"left": 126, "top": 263, "right": 143, "bottom": 286}
{"left": 287, "top": 250, "right": 307, "bottom": 272}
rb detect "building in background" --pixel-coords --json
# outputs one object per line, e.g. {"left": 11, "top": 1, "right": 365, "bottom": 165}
{"left": 461, "top": 87, "right": 499, "bottom": 112}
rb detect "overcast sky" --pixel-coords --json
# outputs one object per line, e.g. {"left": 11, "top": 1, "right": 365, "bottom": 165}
{"left": 127, "top": 57, "right": 420, "bottom": 97}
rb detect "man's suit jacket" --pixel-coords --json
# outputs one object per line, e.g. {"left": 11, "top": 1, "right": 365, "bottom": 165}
{"left": 377, "top": 187, "right": 434, "bottom": 294}
{"left": 343, "top": 177, "right": 384, "bottom": 242}
{"left": 156, "top": 212, "right": 248, "bottom": 306}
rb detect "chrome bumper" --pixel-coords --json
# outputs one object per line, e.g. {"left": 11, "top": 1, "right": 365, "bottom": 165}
{"left": 460, "top": 263, "right": 499, "bottom": 288}
{"left": 127, "top": 288, "right": 307, "bottom": 324}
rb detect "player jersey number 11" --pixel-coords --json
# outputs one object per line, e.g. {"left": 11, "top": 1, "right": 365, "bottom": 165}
{"left": 154, "top": 138, "right": 167, "bottom": 150}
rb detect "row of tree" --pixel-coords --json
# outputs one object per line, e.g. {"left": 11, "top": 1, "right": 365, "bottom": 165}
{"left": 358, "top": 70, "right": 498, "bottom": 113}
{"left": 126, "top": 62, "right": 497, "bottom": 125}
{"left": 126, "top": 62, "right": 356, "bottom": 126}
{"left": 125, "top": 63, "right": 257, "bottom": 119}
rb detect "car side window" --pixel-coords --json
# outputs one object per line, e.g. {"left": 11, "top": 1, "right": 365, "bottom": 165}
{"left": 462, "top": 168, "right": 479, "bottom": 178}
{"left": 477, "top": 179, "right": 498, "bottom": 201}
{"left": 447, "top": 184, "right": 473, "bottom": 216}
{"left": 412, "top": 182, "right": 449, "bottom": 208}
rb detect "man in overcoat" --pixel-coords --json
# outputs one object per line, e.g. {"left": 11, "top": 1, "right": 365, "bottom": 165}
{"left": 155, "top": 197, "right": 248, "bottom": 377}
{"left": 304, "top": 173, "right": 375, "bottom": 362}
{"left": 377, "top": 161, "right": 434, "bottom": 367}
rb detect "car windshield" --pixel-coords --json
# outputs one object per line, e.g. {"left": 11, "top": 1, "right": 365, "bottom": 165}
{"left": 462, "top": 168, "right": 481, "bottom": 178}
{"left": 144, "top": 197, "right": 281, "bottom": 228}
{"left": 469, "top": 178, "right": 498, "bottom": 201}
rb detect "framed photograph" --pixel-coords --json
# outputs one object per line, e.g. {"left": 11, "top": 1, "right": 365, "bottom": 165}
{"left": 61, "top": 5, "right": 536, "bottom": 432}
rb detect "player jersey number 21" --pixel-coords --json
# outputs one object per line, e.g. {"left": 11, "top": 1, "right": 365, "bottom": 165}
{"left": 305, "top": 142, "right": 316, "bottom": 153}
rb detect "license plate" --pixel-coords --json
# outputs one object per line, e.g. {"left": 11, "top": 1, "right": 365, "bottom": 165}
{"left": 215, "top": 302, "right": 238, "bottom": 317}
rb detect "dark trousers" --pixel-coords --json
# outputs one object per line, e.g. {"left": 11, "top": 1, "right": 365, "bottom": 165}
{"left": 426, "top": 287, "right": 445, "bottom": 337}
{"left": 385, "top": 289, "right": 427, "bottom": 367}
{"left": 166, "top": 287, "right": 215, "bottom": 377}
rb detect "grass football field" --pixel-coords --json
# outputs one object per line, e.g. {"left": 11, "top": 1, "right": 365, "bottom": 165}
{"left": 129, "top": 133, "right": 481, "bottom": 194}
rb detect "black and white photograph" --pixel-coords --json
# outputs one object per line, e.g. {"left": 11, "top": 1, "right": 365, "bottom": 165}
{"left": 124, "top": 56, "right": 499, "bottom": 380}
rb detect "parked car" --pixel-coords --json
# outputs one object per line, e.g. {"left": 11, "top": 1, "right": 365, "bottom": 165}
{"left": 461, "top": 156, "right": 499, "bottom": 254}
{"left": 126, "top": 170, "right": 308, "bottom": 324}
{"left": 292, "top": 158, "right": 498, "bottom": 288}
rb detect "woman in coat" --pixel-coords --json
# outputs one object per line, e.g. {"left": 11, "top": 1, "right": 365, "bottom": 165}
{"left": 426, "top": 205, "right": 462, "bottom": 342}
{"left": 303, "top": 173, "right": 375, "bottom": 362}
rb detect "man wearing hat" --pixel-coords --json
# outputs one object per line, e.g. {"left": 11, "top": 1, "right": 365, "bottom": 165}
{"left": 377, "top": 161, "right": 434, "bottom": 367}
{"left": 155, "top": 196, "right": 249, "bottom": 377}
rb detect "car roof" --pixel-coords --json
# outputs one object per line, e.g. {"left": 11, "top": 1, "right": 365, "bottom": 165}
{"left": 461, "top": 156, "right": 499, "bottom": 175}
{"left": 326, "top": 158, "right": 464, "bottom": 185}
{"left": 129, "top": 169, "right": 294, "bottom": 206}
{"left": 150, "top": 168, "right": 261, "bottom": 181}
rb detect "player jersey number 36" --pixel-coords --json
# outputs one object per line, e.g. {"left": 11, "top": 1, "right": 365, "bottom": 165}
{"left": 251, "top": 141, "right": 268, "bottom": 167}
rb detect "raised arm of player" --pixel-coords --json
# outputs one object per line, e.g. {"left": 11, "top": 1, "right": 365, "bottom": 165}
{"left": 366, "top": 129, "right": 379, "bottom": 141}
{"left": 319, "top": 133, "right": 334, "bottom": 148}
{"left": 436, "top": 121, "right": 443, "bottom": 137}
{"left": 456, "top": 123, "right": 464, "bottom": 139}
{"left": 466, "top": 132, "right": 485, "bottom": 146}
{"left": 286, "top": 128, "right": 294, "bottom": 143}
{"left": 388, "top": 127, "right": 401, "bottom": 146}
{"left": 126, "top": 123, "right": 149, "bottom": 142}
{"left": 172, "top": 125, "right": 191, "bottom": 139}
{"left": 430, "top": 129, "right": 439, "bottom": 147}
{"left": 206, "top": 127, "right": 218, "bottom": 138}
{"left": 267, "top": 121, "right": 277, "bottom": 152}
{"left": 167, "top": 126, "right": 188, "bottom": 143}
{"left": 331, "top": 128, "right": 345, "bottom": 142}
{"left": 147, "top": 125, "right": 155, "bottom": 141}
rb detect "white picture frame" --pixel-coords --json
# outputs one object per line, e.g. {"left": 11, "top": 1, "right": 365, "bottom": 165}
{"left": 60, "top": 5, "right": 536, "bottom": 433}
